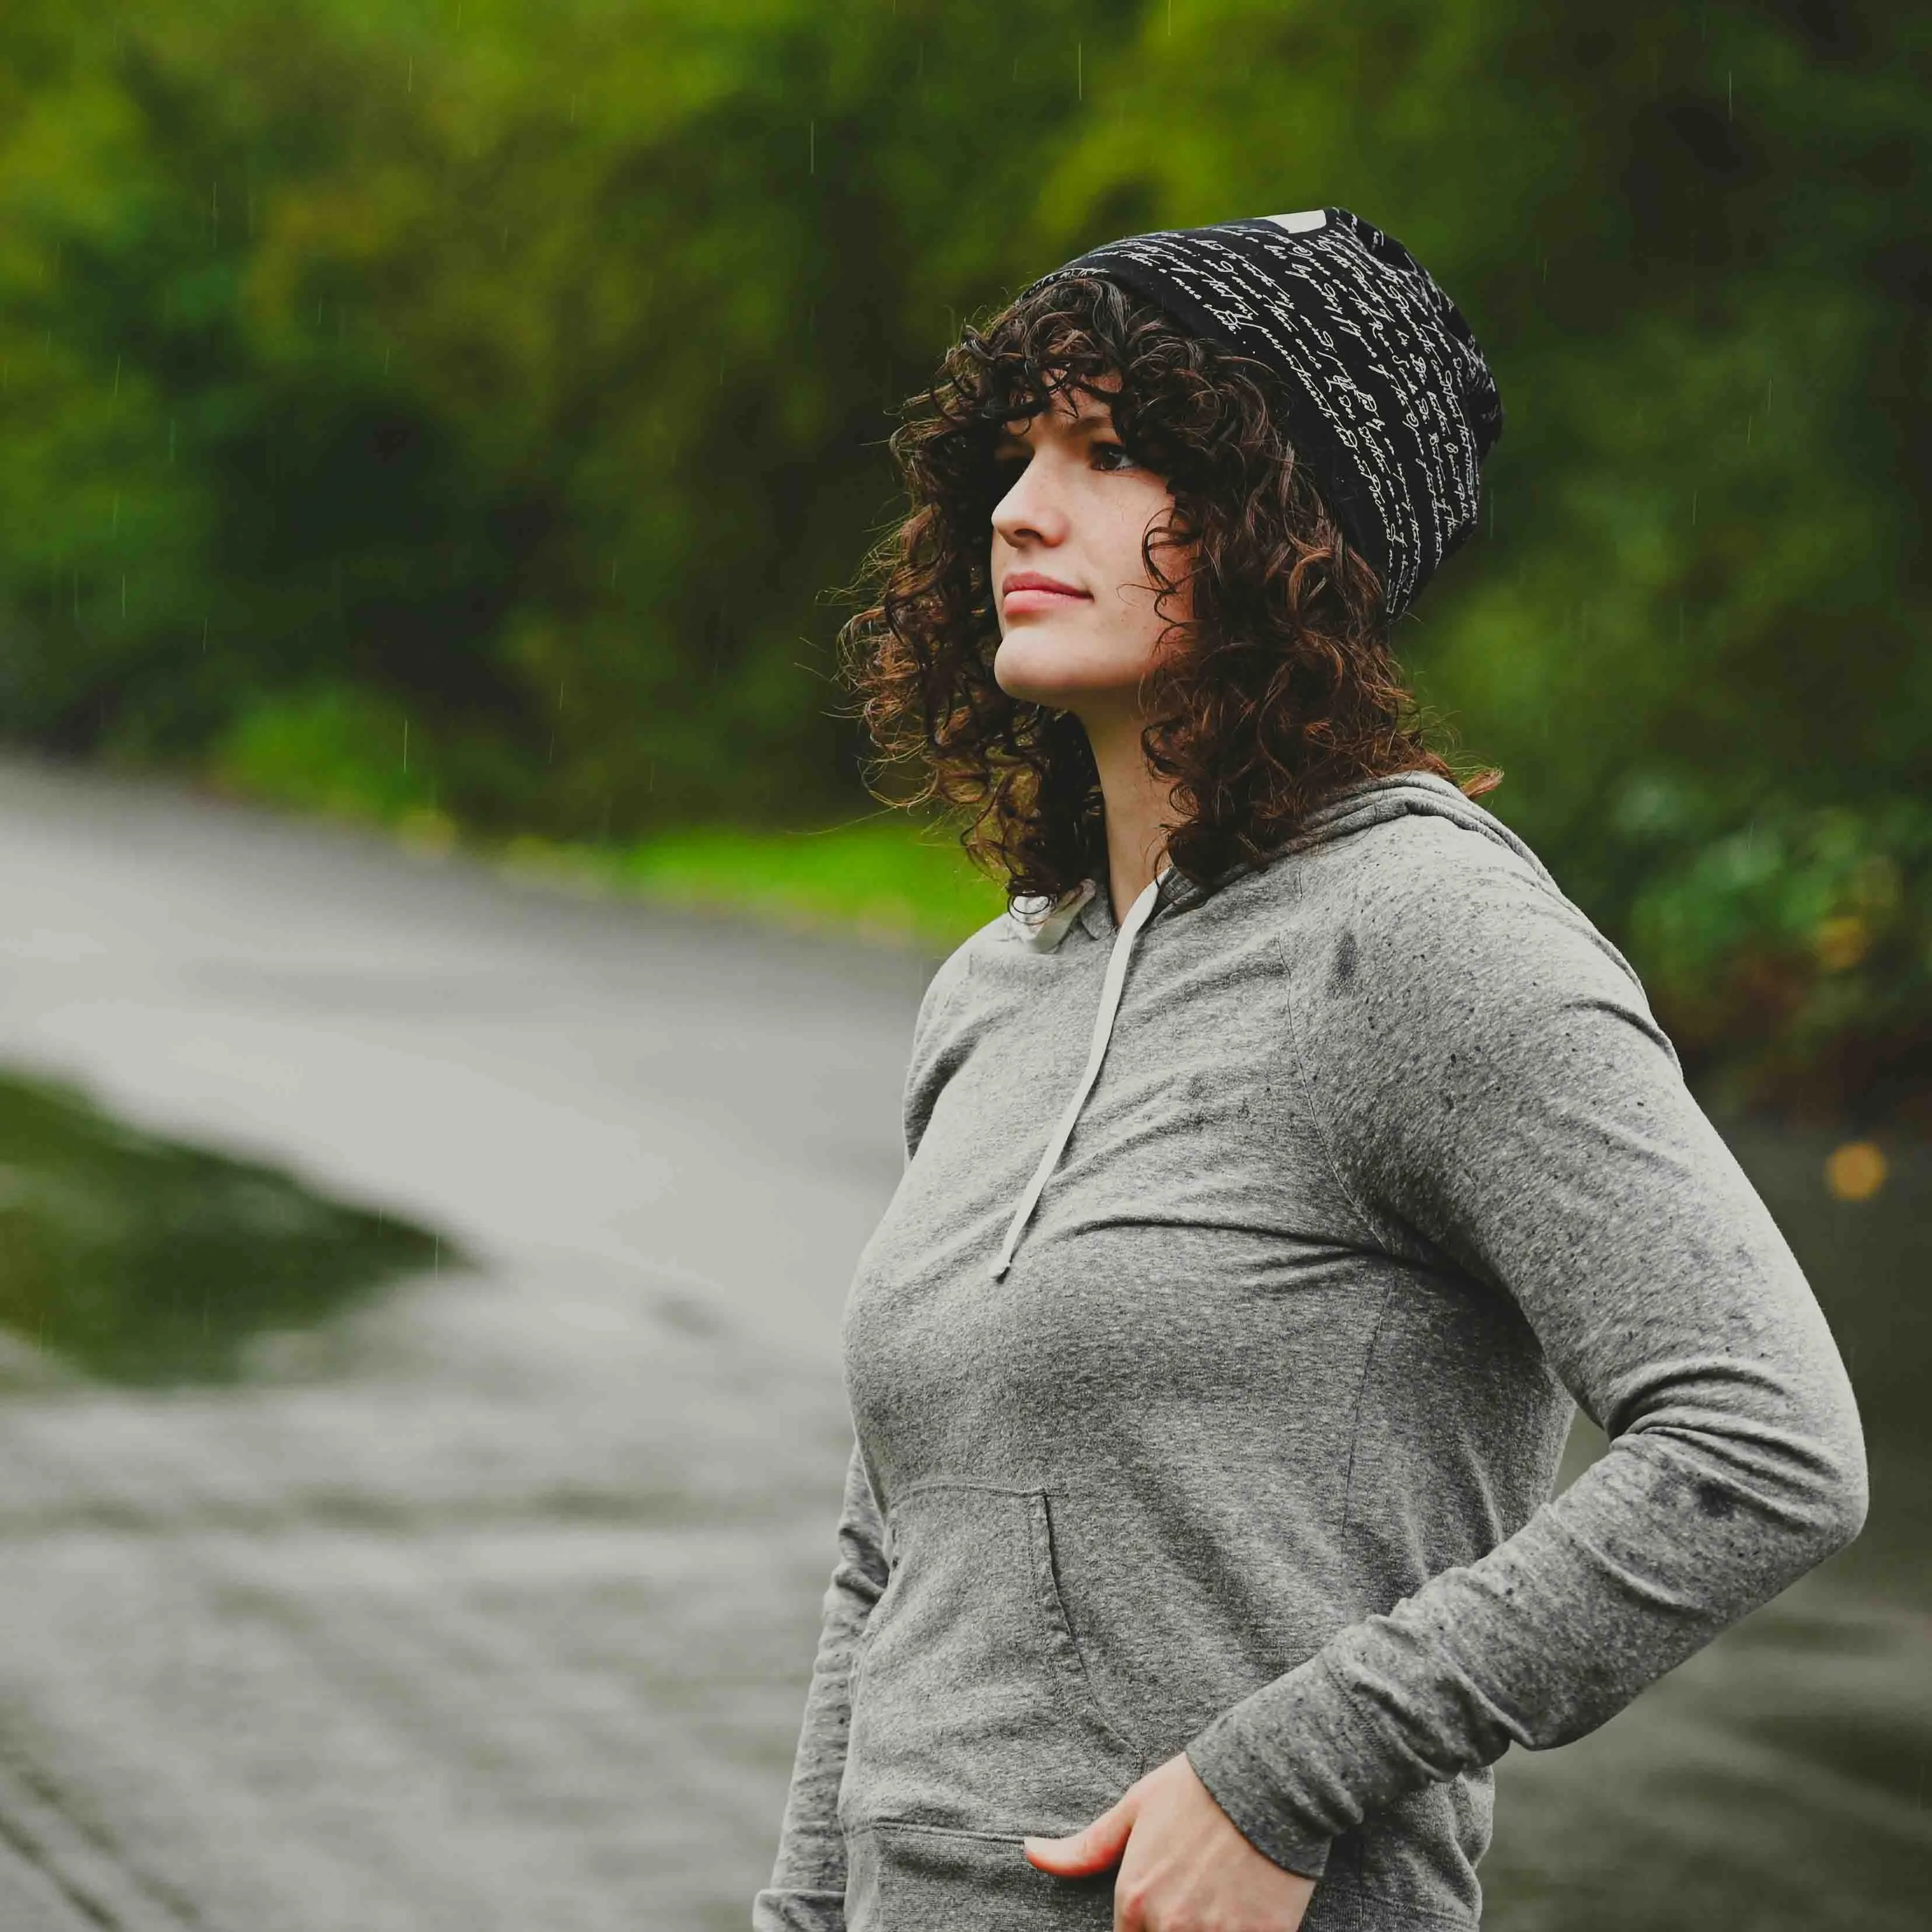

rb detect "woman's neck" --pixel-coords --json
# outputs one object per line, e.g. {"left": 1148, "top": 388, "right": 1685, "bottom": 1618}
{"left": 1082, "top": 705, "right": 1181, "bottom": 925}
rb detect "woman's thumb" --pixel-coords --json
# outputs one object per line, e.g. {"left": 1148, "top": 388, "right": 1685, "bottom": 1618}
{"left": 1022, "top": 1798, "right": 1134, "bottom": 1877}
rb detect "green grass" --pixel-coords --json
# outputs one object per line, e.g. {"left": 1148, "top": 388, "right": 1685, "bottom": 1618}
{"left": 488, "top": 812, "right": 1016, "bottom": 953}
{"left": 207, "top": 686, "right": 1019, "bottom": 952}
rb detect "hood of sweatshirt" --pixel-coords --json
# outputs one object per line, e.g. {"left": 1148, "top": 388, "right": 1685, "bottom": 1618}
{"left": 987, "top": 771, "right": 1557, "bottom": 1280}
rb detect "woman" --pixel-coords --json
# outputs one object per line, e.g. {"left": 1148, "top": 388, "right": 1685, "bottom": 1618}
{"left": 753, "top": 208, "right": 1866, "bottom": 1931}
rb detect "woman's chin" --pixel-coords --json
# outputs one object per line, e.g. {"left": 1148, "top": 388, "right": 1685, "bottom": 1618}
{"left": 994, "top": 641, "right": 1109, "bottom": 705}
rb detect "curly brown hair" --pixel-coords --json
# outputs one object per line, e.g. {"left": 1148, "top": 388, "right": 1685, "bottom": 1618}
{"left": 831, "top": 271, "right": 1503, "bottom": 909}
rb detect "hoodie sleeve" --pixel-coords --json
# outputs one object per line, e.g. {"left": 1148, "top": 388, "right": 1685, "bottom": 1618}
{"left": 754, "top": 945, "right": 973, "bottom": 1928}
{"left": 752, "top": 1439, "right": 889, "bottom": 1931}
{"left": 1182, "top": 822, "right": 1869, "bottom": 1881}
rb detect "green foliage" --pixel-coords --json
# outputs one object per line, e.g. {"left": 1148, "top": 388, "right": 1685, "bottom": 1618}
{"left": 0, "top": 0, "right": 1126, "bottom": 831}
{"left": 214, "top": 683, "right": 440, "bottom": 822}
{"left": 1616, "top": 783, "right": 1932, "bottom": 1121}
{"left": 0, "top": 0, "right": 1923, "bottom": 1115}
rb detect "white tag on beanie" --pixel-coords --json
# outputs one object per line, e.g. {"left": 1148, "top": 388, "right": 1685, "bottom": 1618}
{"left": 1265, "top": 209, "right": 1328, "bottom": 233}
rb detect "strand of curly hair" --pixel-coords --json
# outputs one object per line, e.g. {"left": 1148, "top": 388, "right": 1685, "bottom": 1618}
{"left": 829, "top": 271, "right": 1503, "bottom": 910}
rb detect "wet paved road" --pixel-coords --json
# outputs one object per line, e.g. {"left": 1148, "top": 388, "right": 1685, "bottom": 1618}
{"left": 0, "top": 755, "right": 1921, "bottom": 1931}
{"left": 0, "top": 756, "right": 934, "bottom": 1930}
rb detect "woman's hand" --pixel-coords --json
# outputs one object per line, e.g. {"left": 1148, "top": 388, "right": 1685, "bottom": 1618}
{"left": 1022, "top": 1751, "right": 1316, "bottom": 1930}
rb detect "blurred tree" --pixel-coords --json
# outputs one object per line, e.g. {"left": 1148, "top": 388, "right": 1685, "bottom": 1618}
{"left": 1032, "top": 0, "right": 1930, "bottom": 1116}
{"left": 0, "top": 0, "right": 1922, "bottom": 1114}
{"left": 0, "top": 0, "right": 1126, "bottom": 829}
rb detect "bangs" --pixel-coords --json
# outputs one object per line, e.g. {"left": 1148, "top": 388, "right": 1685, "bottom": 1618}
{"left": 904, "top": 277, "right": 1164, "bottom": 509}
{"left": 956, "top": 280, "right": 1133, "bottom": 429}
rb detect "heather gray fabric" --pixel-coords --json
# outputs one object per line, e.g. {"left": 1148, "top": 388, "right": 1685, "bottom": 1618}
{"left": 753, "top": 771, "right": 1867, "bottom": 1931}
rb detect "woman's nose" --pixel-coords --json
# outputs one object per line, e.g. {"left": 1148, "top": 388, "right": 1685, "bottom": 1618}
{"left": 991, "top": 456, "right": 1068, "bottom": 548}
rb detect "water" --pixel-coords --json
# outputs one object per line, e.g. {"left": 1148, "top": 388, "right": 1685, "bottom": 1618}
{"left": 0, "top": 1066, "right": 455, "bottom": 1385}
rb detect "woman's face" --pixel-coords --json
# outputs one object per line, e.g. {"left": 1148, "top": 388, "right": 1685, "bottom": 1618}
{"left": 988, "top": 374, "right": 1188, "bottom": 722}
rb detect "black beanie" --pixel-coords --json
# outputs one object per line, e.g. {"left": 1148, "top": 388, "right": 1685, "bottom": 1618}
{"left": 1017, "top": 207, "right": 1504, "bottom": 623}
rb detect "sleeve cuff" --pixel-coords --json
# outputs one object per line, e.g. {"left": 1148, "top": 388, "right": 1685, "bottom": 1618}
{"left": 1183, "top": 1647, "right": 1389, "bottom": 1882}
{"left": 752, "top": 1886, "right": 846, "bottom": 1931}
{"left": 1185, "top": 1732, "right": 1332, "bottom": 1882}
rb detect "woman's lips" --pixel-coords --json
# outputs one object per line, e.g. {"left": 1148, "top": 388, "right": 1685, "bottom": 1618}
{"left": 1002, "top": 586, "right": 1092, "bottom": 612}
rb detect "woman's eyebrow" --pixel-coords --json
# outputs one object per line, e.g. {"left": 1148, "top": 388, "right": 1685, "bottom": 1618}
{"left": 993, "top": 411, "right": 1113, "bottom": 448}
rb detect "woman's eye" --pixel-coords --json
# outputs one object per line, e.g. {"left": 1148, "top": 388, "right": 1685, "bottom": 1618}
{"left": 1092, "top": 442, "right": 1140, "bottom": 471}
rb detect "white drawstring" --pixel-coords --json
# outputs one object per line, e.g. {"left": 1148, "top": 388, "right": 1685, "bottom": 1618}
{"left": 988, "top": 870, "right": 1166, "bottom": 1281}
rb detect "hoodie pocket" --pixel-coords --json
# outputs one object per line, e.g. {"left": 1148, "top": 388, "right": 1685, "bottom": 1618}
{"left": 846, "top": 1819, "right": 1118, "bottom": 1930}
{"left": 839, "top": 1482, "right": 1145, "bottom": 1840}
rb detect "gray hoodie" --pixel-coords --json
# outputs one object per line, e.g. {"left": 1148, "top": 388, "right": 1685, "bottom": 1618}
{"left": 753, "top": 771, "right": 1867, "bottom": 1931}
